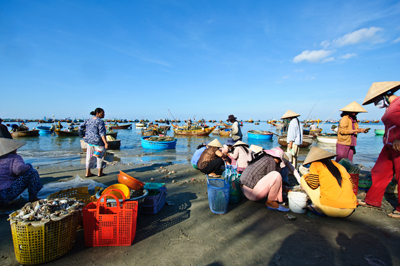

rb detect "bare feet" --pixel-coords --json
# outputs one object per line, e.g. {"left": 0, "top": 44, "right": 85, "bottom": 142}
{"left": 265, "top": 199, "right": 279, "bottom": 209}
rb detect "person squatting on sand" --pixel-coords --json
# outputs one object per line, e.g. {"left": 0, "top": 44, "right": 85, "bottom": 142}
{"left": 227, "top": 141, "right": 254, "bottom": 174}
{"left": 281, "top": 110, "right": 303, "bottom": 168}
{"left": 301, "top": 147, "right": 357, "bottom": 218}
{"left": 79, "top": 108, "right": 108, "bottom": 177}
{"left": 191, "top": 143, "right": 207, "bottom": 170}
{"left": 240, "top": 146, "right": 290, "bottom": 212}
{"left": 336, "top": 102, "right": 369, "bottom": 163}
{"left": 197, "top": 139, "right": 227, "bottom": 177}
{"left": 0, "top": 138, "right": 43, "bottom": 205}
{"left": 359, "top": 82, "right": 400, "bottom": 219}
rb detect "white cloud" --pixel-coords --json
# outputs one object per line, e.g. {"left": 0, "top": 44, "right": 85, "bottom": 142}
{"left": 293, "top": 50, "right": 333, "bottom": 63}
{"left": 340, "top": 53, "right": 357, "bottom": 59}
{"left": 321, "top": 40, "right": 330, "bottom": 49}
{"left": 332, "top": 27, "right": 383, "bottom": 47}
{"left": 322, "top": 57, "right": 335, "bottom": 63}
{"left": 283, "top": 75, "right": 290, "bottom": 79}
{"left": 393, "top": 37, "right": 400, "bottom": 43}
{"left": 294, "top": 69, "right": 304, "bottom": 72}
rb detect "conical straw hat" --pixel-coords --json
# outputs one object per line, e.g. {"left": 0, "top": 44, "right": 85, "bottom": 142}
{"left": 233, "top": 141, "right": 249, "bottom": 147}
{"left": 281, "top": 110, "right": 300, "bottom": 119}
{"left": 208, "top": 139, "right": 222, "bottom": 148}
{"left": 249, "top": 145, "right": 263, "bottom": 153}
{"left": 340, "top": 101, "right": 367, "bottom": 113}
{"left": 0, "top": 138, "right": 26, "bottom": 157}
{"left": 303, "top": 146, "right": 337, "bottom": 165}
{"left": 363, "top": 81, "right": 400, "bottom": 105}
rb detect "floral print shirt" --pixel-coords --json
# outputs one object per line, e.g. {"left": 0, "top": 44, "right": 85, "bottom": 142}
{"left": 79, "top": 117, "right": 106, "bottom": 146}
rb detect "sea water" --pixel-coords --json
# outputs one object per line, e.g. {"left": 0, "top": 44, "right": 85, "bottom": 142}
{"left": 10, "top": 121, "right": 385, "bottom": 169}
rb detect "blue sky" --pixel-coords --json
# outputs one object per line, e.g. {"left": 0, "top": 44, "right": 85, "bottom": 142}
{"left": 1, "top": 0, "right": 399, "bottom": 121}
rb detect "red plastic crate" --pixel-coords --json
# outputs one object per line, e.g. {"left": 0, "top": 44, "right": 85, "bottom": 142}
{"left": 83, "top": 189, "right": 138, "bottom": 247}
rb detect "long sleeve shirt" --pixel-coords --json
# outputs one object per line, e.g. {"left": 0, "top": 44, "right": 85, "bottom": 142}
{"left": 229, "top": 147, "right": 254, "bottom": 169}
{"left": 287, "top": 118, "right": 303, "bottom": 145}
{"left": 0, "top": 153, "right": 31, "bottom": 190}
{"left": 382, "top": 96, "right": 400, "bottom": 146}
{"left": 231, "top": 121, "right": 243, "bottom": 141}
{"left": 79, "top": 117, "right": 107, "bottom": 146}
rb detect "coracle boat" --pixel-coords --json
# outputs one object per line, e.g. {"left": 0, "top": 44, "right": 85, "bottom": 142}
{"left": 55, "top": 129, "right": 79, "bottom": 137}
{"left": 11, "top": 130, "right": 39, "bottom": 138}
{"left": 219, "top": 128, "right": 231, "bottom": 137}
{"left": 303, "top": 128, "right": 323, "bottom": 135}
{"left": 172, "top": 125, "right": 216, "bottom": 136}
{"left": 107, "top": 132, "right": 118, "bottom": 138}
{"left": 277, "top": 135, "right": 313, "bottom": 148}
{"left": 36, "top": 126, "right": 53, "bottom": 134}
{"left": 141, "top": 136, "right": 177, "bottom": 150}
{"left": 247, "top": 130, "right": 273, "bottom": 140}
{"left": 80, "top": 139, "right": 121, "bottom": 151}
{"left": 316, "top": 134, "right": 337, "bottom": 144}
{"left": 110, "top": 124, "right": 132, "bottom": 129}
{"left": 135, "top": 123, "right": 145, "bottom": 128}
{"left": 375, "top": 129, "right": 385, "bottom": 136}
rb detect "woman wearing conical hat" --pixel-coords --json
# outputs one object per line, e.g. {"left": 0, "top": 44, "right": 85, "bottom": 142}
{"left": 301, "top": 147, "right": 357, "bottom": 217}
{"left": 227, "top": 141, "right": 253, "bottom": 174}
{"left": 197, "top": 139, "right": 227, "bottom": 177}
{"left": 281, "top": 110, "right": 303, "bottom": 168}
{"left": 0, "top": 138, "right": 43, "bottom": 204}
{"left": 336, "top": 102, "right": 369, "bottom": 163}
{"left": 359, "top": 82, "right": 400, "bottom": 219}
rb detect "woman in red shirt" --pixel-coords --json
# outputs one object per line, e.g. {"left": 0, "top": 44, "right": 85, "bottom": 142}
{"left": 359, "top": 82, "right": 400, "bottom": 219}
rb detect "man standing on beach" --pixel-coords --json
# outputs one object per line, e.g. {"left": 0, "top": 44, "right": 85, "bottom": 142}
{"left": 0, "top": 118, "right": 12, "bottom": 139}
{"left": 281, "top": 110, "right": 303, "bottom": 168}
{"left": 228, "top": 114, "right": 242, "bottom": 142}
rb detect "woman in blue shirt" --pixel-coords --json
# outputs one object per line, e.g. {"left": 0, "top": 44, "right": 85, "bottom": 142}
{"left": 79, "top": 108, "right": 108, "bottom": 177}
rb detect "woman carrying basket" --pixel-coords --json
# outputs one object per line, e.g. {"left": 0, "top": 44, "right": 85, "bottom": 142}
{"left": 79, "top": 108, "right": 108, "bottom": 177}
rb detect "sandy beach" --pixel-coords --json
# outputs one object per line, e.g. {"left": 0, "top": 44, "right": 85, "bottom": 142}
{"left": 0, "top": 161, "right": 399, "bottom": 266}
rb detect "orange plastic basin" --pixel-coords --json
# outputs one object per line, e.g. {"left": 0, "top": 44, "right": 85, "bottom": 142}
{"left": 118, "top": 171, "right": 145, "bottom": 190}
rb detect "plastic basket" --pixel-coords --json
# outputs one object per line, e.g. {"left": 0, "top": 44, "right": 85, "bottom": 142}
{"left": 141, "top": 187, "right": 167, "bottom": 214}
{"left": 350, "top": 174, "right": 359, "bottom": 195}
{"left": 207, "top": 176, "right": 230, "bottom": 214}
{"left": 83, "top": 189, "right": 138, "bottom": 247}
{"left": 10, "top": 211, "right": 80, "bottom": 265}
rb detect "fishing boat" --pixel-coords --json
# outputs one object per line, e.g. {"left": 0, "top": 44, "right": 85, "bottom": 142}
{"left": 303, "top": 128, "right": 323, "bottom": 135}
{"left": 80, "top": 139, "right": 121, "bottom": 151}
{"left": 317, "top": 135, "right": 337, "bottom": 144}
{"left": 141, "top": 136, "right": 177, "bottom": 150}
{"left": 375, "top": 129, "right": 385, "bottom": 136}
{"left": 277, "top": 135, "right": 313, "bottom": 148}
{"left": 110, "top": 124, "right": 132, "bottom": 129}
{"left": 212, "top": 128, "right": 220, "bottom": 135}
{"left": 172, "top": 125, "right": 216, "bottom": 136}
{"left": 107, "top": 132, "right": 118, "bottom": 138}
{"left": 135, "top": 123, "right": 145, "bottom": 127}
{"left": 55, "top": 129, "right": 79, "bottom": 136}
{"left": 247, "top": 130, "right": 273, "bottom": 140}
{"left": 372, "top": 120, "right": 380, "bottom": 123}
{"left": 11, "top": 130, "right": 39, "bottom": 138}
{"left": 254, "top": 122, "right": 259, "bottom": 125}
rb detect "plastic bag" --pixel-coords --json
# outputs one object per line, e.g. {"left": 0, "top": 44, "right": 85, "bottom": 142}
{"left": 223, "top": 165, "right": 242, "bottom": 204}
{"left": 20, "top": 175, "right": 106, "bottom": 200}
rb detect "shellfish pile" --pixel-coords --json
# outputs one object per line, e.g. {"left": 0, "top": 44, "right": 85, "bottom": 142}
{"left": 9, "top": 198, "right": 85, "bottom": 225}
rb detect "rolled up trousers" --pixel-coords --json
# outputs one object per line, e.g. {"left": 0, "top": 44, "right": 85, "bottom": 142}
{"left": 365, "top": 145, "right": 400, "bottom": 211}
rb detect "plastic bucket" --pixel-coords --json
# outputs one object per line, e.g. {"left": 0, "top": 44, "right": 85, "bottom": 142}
{"left": 288, "top": 191, "right": 308, "bottom": 214}
{"left": 207, "top": 177, "right": 230, "bottom": 214}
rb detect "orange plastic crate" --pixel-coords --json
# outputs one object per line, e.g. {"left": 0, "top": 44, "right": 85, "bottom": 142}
{"left": 83, "top": 189, "right": 138, "bottom": 247}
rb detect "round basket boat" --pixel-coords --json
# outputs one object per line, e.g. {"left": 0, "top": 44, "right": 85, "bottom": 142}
{"left": 247, "top": 131, "right": 273, "bottom": 140}
{"left": 375, "top": 129, "right": 385, "bottom": 136}
{"left": 141, "top": 136, "right": 177, "bottom": 150}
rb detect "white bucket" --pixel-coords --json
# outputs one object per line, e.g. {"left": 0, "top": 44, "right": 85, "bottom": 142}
{"left": 288, "top": 191, "right": 308, "bottom": 214}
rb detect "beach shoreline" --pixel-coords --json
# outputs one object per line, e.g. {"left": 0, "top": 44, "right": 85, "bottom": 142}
{"left": 0, "top": 162, "right": 399, "bottom": 266}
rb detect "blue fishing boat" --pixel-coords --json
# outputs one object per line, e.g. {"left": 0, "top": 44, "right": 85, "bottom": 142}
{"left": 37, "top": 126, "right": 53, "bottom": 134}
{"left": 141, "top": 136, "right": 177, "bottom": 150}
{"left": 247, "top": 130, "right": 273, "bottom": 140}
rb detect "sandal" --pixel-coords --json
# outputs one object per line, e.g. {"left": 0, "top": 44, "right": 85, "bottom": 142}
{"left": 357, "top": 199, "right": 381, "bottom": 210}
{"left": 388, "top": 210, "right": 400, "bottom": 219}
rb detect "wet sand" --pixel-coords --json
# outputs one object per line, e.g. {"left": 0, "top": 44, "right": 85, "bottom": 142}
{"left": 0, "top": 162, "right": 399, "bottom": 266}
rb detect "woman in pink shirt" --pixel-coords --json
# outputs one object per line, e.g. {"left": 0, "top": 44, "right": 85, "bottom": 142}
{"left": 0, "top": 138, "right": 42, "bottom": 205}
{"left": 228, "top": 141, "right": 253, "bottom": 174}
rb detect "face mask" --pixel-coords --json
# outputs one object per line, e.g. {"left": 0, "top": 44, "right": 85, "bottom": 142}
{"left": 374, "top": 95, "right": 390, "bottom": 109}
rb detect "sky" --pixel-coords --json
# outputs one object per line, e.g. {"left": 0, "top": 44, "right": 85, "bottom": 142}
{"left": 1, "top": 0, "right": 400, "bottom": 121}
